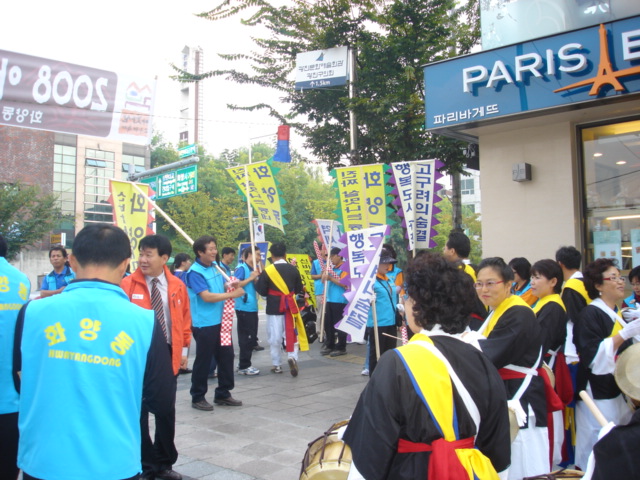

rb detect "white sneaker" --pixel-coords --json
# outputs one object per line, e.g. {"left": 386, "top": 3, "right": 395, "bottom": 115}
{"left": 238, "top": 366, "right": 260, "bottom": 376}
{"left": 361, "top": 368, "right": 369, "bottom": 376}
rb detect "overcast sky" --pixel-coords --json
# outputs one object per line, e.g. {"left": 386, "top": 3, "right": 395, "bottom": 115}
{"left": 3, "top": 0, "right": 296, "bottom": 156}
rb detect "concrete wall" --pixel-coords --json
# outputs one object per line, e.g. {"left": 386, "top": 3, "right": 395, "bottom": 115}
{"left": 11, "top": 250, "right": 55, "bottom": 295}
{"left": 479, "top": 121, "right": 580, "bottom": 262}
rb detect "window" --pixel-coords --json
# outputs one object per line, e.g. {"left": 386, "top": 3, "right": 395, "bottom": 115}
{"left": 461, "top": 177, "right": 475, "bottom": 195}
{"left": 121, "top": 154, "right": 146, "bottom": 180}
{"left": 84, "top": 149, "right": 115, "bottom": 224}
{"left": 581, "top": 118, "right": 640, "bottom": 268}
{"left": 53, "top": 144, "right": 77, "bottom": 215}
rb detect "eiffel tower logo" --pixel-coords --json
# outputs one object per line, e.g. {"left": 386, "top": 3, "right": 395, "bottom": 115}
{"left": 554, "top": 24, "right": 640, "bottom": 96}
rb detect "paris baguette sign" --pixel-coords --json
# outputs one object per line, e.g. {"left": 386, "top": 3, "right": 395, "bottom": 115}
{"left": 423, "top": 16, "right": 640, "bottom": 131}
{"left": 0, "top": 49, "right": 156, "bottom": 144}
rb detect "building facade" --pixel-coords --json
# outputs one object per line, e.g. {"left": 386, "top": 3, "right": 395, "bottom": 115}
{"left": 424, "top": 12, "right": 640, "bottom": 269}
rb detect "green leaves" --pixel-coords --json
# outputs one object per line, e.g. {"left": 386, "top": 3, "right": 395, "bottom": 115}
{"left": 0, "top": 183, "right": 60, "bottom": 260}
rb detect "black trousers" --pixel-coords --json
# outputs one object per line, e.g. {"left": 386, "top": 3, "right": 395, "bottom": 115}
{"left": 24, "top": 474, "right": 139, "bottom": 480}
{"left": 236, "top": 310, "right": 258, "bottom": 369}
{"left": 141, "top": 373, "right": 178, "bottom": 473}
{"left": 367, "top": 325, "right": 398, "bottom": 375}
{"left": 324, "top": 302, "right": 347, "bottom": 350}
{"left": 190, "top": 324, "right": 234, "bottom": 401}
{"left": 0, "top": 412, "right": 19, "bottom": 480}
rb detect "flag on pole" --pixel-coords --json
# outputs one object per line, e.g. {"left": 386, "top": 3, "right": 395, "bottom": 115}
{"left": 273, "top": 125, "right": 291, "bottom": 163}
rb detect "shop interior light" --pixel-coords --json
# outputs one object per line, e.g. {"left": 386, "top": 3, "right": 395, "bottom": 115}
{"left": 606, "top": 214, "right": 640, "bottom": 221}
{"left": 616, "top": 160, "right": 627, "bottom": 165}
{"left": 593, "top": 152, "right": 603, "bottom": 157}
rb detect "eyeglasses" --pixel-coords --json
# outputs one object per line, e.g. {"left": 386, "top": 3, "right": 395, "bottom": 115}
{"left": 603, "top": 275, "right": 626, "bottom": 283}
{"left": 474, "top": 280, "right": 505, "bottom": 289}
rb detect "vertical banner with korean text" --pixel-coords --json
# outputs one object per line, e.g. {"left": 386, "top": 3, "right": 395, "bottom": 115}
{"left": 227, "top": 161, "right": 287, "bottom": 232}
{"left": 332, "top": 164, "right": 389, "bottom": 232}
{"left": 389, "top": 159, "right": 444, "bottom": 251}
{"left": 313, "top": 219, "right": 346, "bottom": 251}
{"left": 335, "top": 225, "right": 390, "bottom": 342}
{"left": 108, "top": 180, "right": 154, "bottom": 270}
{"left": 286, "top": 254, "right": 315, "bottom": 307}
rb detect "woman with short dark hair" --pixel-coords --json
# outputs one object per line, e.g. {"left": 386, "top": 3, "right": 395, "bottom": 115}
{"left": 574, "top": 258, "right": 640, "bottom": 469}
{"left": 622, "top": 265, "right": 640, "bottom": 310}
{"left": 343, "top": 253, "right": 510, "bottom": 480}
{"left": 509, "top": 257, "right": 538, "bottom": 306}
{"left": 475, "top": 257, "right": 548, "bottom": 480}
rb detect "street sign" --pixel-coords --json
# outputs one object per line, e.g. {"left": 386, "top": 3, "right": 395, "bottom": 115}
{"left": 178, "top": 143, "right": 197, "bottom": 158}
{"left": 295, "top": 46, "right": 348, "bottom": 90}
{"left": 141, "top": 164, "right": 198, "bottom": 200}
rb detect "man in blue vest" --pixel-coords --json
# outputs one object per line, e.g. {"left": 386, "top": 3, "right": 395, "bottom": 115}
{"left": 39, "top": 245, "right": 75, "bottom": 298}
{"left": 186, "top": 235, "right": 245, "bottom": 411}
{"left": 0, "top": 234, "right": 30, "bottom": 480}
{"left": 13, "top": 224, "right": 174, "bottom": 480}
{"left": 234, "top": 245, "right": 261, "bottom": 376}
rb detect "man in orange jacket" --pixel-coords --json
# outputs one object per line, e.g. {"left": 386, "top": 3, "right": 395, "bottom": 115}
{"left": 121, "top": 234, "right": 192, "bottom": 480}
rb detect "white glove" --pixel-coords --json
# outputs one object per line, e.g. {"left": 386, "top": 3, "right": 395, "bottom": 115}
{"left": 619, "top": 318, "right": 640, "bottom": 340}
{"left": 622, "top": 308, "right": 640, "bottom": 323}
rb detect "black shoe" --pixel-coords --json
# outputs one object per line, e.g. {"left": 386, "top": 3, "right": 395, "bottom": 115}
{"left": 155, "top": 470, "right": 182, "bottom": 480}
{"left": 320, "top": 347, "right": 332, "bottom": 356}
{"left": 253, "top": 345, "right": 265, "bottom": 351}
{"left": 288, "top": 358, "right": 298, "bottom": 377}
{"left": 178, "top": 367, "right": 192, "bottom": 375}
{"left": 330, "top": 349, "right": 347, "bottom": 357}
{"left": 214, "top": 396, "right": 243, "bottom": 406}
{"left": 191, "top": 399, "right": 214, "bottom": 411}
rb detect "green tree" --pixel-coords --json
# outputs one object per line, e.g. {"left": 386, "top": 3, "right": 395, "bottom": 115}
{"left": 176, "top": 0, "right": 479, "bottom": 173}
{"left": 0, "top": 183, "right": 60, "bottom": 260}
{"left": 150, "top": 132, "right": 180, "bottom": 168}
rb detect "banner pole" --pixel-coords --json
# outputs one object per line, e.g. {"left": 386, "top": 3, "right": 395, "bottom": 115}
{"left": 318, "top": 220, "right": 336, "bottom": 343}
{"left": 129, "top": 181, "right": 230, "bottom": 281}
{"left": 372, "top": 294, "right": 380, "bottom": 360}
{"left": 244, "top": 165, "right": 259, "bottom": 273}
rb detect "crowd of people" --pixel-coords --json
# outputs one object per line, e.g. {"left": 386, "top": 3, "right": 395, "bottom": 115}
{"left": 1, "top": 225, "right": 639, "bottom": 479}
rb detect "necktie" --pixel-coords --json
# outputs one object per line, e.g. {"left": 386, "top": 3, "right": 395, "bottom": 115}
{"left": 151, "top": 277, "right": 168, "bottom": 342}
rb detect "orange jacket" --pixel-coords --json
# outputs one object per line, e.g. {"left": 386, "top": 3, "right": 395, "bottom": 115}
{"left": 121, "top": 266, "right": 192, "bottom": 375}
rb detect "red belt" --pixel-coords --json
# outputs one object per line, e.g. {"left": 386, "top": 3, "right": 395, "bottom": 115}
{"left": 398, "top": 437, "right": 474, "bottom": 480}
{"left": 268, "top": 289, "right": 299, "bottom": 352}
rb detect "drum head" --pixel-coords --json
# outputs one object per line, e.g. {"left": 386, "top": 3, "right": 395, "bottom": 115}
{"left": 300, "top": 421, "right": 352, "bottom": 480}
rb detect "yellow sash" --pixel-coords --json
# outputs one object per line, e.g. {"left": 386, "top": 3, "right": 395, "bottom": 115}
{"left": 482, "top": 295, "right": 530, "bottom": 337}
{"left": 563, "top": 278, "right": 591, "bottom": 305}
{"left": 532, "top": 294, "right": 566, "bottom": 314}
{"left": 609, "top": 308, "right": 624, "bottom": 338}
{"left": 265, "top": 264, "right": 309, "bottom": 351}
{"left": 462, "top": 263, "right": 477, "bottom": 283}
{"left": 396, "top": 334, "right": 499, "bottom": 480}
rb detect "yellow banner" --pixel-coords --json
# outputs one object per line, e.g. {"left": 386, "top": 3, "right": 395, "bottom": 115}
{"left": 227, "top": 162, "right": 285, "bottom": 232}
{"left": 109, "top": 180, "right": 153, "bottom": 271}
{"left": 335, "top": 164, "right": 387, "bottom": 231}
{"left": 286, "top": 253, "right": 315, "bottom": 307}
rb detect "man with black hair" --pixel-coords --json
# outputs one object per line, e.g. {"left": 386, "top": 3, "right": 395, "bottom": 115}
{"left": 186, "top": 236, "right": 244, "bottom": 411}
{"left": 121, "top": 235, "right": 192, "bottom": 480}
{"left": 234, "top": 246, "right": 261, "bottom": 376}
{"left": 256, "top": 242, "right": 305, "bottom": 376}
{"left": 321, "top": 247, "right": 349, "bottom": 357}
{"left": 0, "top": 235, "right": 30, "bottom": 480}
{"left": 40, "top": 245, "right": 75, "bottom": 298}
{"left": 556, "top": 246, "right": 590, "bottom": 328}
{"left": 442, "top": 231, "right": 476, "bottom": 281}
{"left": 13, "top": 224, "right": 174, "bottom": 479}
{"left": 220, "top": 247, "right": 236, "bottom": 277}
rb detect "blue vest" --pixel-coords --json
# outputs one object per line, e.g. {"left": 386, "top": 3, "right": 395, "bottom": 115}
{"left": 367, "top": 276, "right": 397, "bottom": 327}
{"left": 311, "top": 259, "right": 324, "bottom": 296}
{"left": 44, "top": 265, "right": 75, "bottom": 290}
{"left": 326, "top": 265, "right": 347, "bottom": 304}
{"left": 0, "top": 258, "right": 30, "bottom": 414}
{"left": 235, "top": 263, "right": 257, "bottom": 312}
{"left": 624, "top": 293, "right": 639, "bottom": 309}
{"left": 187, "top": 261, "right": 224, "bottom": 327}
{"left": 18, "top": 281, "right": 154, "bottom": 479}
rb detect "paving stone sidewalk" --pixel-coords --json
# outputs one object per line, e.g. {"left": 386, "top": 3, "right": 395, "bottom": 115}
{"left": 172, "top": 314, "right": 370, "bottom": 480}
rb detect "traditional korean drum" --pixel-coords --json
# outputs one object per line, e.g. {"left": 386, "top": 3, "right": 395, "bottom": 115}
{"left": 300, "top": 420, "right": 352, "bottom": 480}
{"left": 523, "top": 468, "right": 584, "bottom": 479}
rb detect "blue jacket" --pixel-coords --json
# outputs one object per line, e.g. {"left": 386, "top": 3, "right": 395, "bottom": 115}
{"left": 186, "top": 260, "right": 225, "bottom": 328}
{"left": 17, "top": 280, "right": 156, "bottom": 479}
{"left": 234, "top": 263, "right": 258, "bottom": 312}
{"left": 0, "top": 258, "right": 30, "bottom": 414}
{"left": 367, "top": 275, "right": 397, "bottom": 328}
{"left": 41, "top": 265, "right": 75, "bottom": 291}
